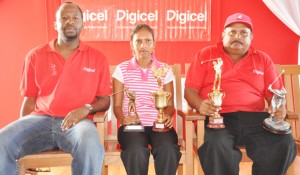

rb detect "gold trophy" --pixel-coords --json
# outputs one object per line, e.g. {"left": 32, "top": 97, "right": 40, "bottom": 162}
{"left": 123, "top": 89, "right": 145, "bottom": 132}
{"left": 202, "top": 58, "right": 225, "bottom": 128}
{"left": 151, "top": 64, "right": 172, "bottom": 132}
{"left": 262, "top": 70, "right": 291, "bottom": 134}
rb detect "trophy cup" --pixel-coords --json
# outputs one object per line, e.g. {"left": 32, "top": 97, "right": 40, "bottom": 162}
{"left": 262, "top": 71, "right": 291, "bottom": 134}
{"left": 202, "top": 58, "right": 225, "bottom": 128}
{"left": 151, "top": 64, "right": 172, "bottom": 132}
{"left": 123, "top": 89, "right": 145, "bottom": 132}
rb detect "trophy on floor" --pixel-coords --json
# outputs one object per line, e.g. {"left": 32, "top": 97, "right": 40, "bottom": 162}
{"left": 262, "top": 70, "right": 291, "bottom": 134}
{"left": 202, "top": 58, "right": 225, "bottom": 128}
{"left": 151, "top": 64, "right": 172, "bottom": 132}
{"left": 123, "top": 89, "right": 145, "bottom": 132}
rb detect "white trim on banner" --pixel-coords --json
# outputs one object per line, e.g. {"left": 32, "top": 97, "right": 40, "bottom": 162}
{"left": 263, "top": 0, "right": 300, "bottom": 64}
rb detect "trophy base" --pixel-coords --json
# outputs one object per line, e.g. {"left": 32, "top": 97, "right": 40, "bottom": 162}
{"left": 207, "top": 116, "right": 225, "bottom": 129}
{"left": 123, "top": 124, "right": 145, "bottom": 132}
{"left": 152, "top": 121, "right": 170, "bottom": 132}
{"left": 262, "top": 118, "right": 291, "bottom": 134}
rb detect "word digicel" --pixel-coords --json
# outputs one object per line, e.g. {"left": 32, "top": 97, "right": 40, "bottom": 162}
{"left": 83, "top": 9, "right": 206, "bottom": 25}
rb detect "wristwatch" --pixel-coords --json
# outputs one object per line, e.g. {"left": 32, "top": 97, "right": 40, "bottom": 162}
{"left": 84, "top": 104, "right": 94, "bottom": 114}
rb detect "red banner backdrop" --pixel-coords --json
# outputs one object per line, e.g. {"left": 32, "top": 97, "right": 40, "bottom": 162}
{"left": 62, "top": 0, "right": 211, "bottom": 41}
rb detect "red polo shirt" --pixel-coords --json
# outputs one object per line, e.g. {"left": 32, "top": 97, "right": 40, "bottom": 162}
{"left": 20, "top": 39, "right": 111, "bottom": 117}
{"left": 185, "top": 42, "right": 283, "bottom": 113}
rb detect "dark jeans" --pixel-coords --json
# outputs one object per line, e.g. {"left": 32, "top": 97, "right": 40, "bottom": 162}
{"left": 198, "top": 111, "right": 297, "bottom": 175}
{"left": 118, "top": 126, "right": 182, "bottom": 175}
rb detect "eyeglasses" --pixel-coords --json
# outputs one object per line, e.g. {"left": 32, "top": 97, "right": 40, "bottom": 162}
{"left": 227, "top": 30, "right": 251, "bottom": 38}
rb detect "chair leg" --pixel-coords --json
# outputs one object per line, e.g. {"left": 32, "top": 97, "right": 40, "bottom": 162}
{"left": 286, "top": 161, "right": 294, "bottom": 175}
{"left": 177, "top": 164, "right": 185, "bottom": 175}
{"left": 18, "top": 161, "right": 26, "bottom": 175}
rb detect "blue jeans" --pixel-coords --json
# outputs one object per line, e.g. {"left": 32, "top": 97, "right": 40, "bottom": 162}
{"left": 0, "top": 114, "right": 104, "bottom": 175}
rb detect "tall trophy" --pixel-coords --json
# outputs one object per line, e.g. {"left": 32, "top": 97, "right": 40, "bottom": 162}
{"left": 151, "top": 64, "right": 172, "bottom": 132}
{"left": 262, "top": 70, "right": 291, "bottom": 134}
{"left": 202, "top": 58, "right": 225, "bottom": 128}
{"left": 123, "top": 89, "right": 145, "bottom": 132}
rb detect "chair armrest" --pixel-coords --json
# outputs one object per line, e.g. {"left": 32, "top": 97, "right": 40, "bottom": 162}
{"left": 286, "top": 111, "right": 298, "bottom": 119}
{"left": 93, "top": 111, "right": 107, "bottom": 123}
{"left": 93, "top": 111, "right": 107, "bottom": 145}
{"left": 181, "top": 109, "right": 206, "bottom": 148}
{"left": 179, "top": 109, "right": 206, "bottom": 121}
{"left": 177, "top": 108, "right": 206, "bottom": 175}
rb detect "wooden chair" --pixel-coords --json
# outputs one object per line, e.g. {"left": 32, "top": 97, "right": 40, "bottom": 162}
{"left": 276, "top": 65, "right": 300, "bottom": 140}
{"left": 17, "top": 112, "right": 106, "bottom": 175}
{"left": 103, "top": 64, "right": 191, "bottom": 175}
{"left": 183, "top": 63, "right": 299, "bottom": 175}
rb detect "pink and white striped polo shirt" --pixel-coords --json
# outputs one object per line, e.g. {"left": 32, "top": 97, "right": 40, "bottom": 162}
{"left": 113, "top": 57, "right": 174, "bottom": 126}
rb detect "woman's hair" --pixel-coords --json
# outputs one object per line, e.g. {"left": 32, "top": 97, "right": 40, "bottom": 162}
{"left": 130, "top": 24, "right": 154, "bottom": 41}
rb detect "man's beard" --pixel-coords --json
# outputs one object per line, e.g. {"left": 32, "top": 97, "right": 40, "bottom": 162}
{"left": 63, "top": 30, "right": 78, "bottom": 40}
{"left": 65, "top": 33, "right": 78, "bottom": 40}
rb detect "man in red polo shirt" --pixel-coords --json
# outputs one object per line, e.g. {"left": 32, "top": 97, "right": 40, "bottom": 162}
{"left": 185, "top": 13, "right": 296, "bottom": 175}
{"left": 0, "top": 2, "right": 111, "bottom": 175}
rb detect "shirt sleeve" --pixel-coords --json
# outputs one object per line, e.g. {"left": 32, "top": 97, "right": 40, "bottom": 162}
{"left": 163, "top": 67, "right": 174, "bottom": 84}
{"left": 20, "top": 51, "right": 39, "bottom": 97}
{"left": 112, "top": 65, "right": 124, "bottom": 83}
{"left": 263, "top": 54, "right": 283, "bottom": 98}
{"left": 96, "top": 57, "right": 112, "bottom": 96}
{"left": 185, "top": 51, "right": 207, "bottom": 91}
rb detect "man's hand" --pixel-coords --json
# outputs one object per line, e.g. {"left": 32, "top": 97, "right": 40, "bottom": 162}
{"left": 61, "top": 107, "right": 89, "bottom": 131}
{"left": 268, "top": 105, "right": 287, "bottom": 120}
{"left": 198, "top": 99, "right": 221, "bottom": 116}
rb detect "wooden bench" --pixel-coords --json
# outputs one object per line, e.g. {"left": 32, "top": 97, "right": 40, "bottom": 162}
{"left": 17, "top": 112, "right": 106, "bottom": 175}
{"left": 183, "top": 64, "right": 299, "bottom": 175}
{"left": 103, "top": 64, "right": 191, "bottom": 175}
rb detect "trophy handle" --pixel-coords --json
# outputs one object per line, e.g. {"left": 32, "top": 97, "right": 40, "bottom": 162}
{"left": 221, "top": 92, "right": 225, "bottom": 99}
{"left": 208, "top": 93, "right": 213, "bottom": 99}
{"left": 166, "top": 92, "right": 172, "bottom": 102}
{"left": 150, "top": 92, "right": 155, "bottom": 98}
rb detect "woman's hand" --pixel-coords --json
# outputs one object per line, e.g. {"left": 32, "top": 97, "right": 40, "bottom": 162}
{"left": 163, "top": 114, "right": 173, "bottom": 128}
{"left": 122, "top": 115, "right": 141, "bottom": 125}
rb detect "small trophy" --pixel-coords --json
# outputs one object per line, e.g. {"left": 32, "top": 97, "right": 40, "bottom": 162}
{"left": 151, "top": 64, "right": 172, "bottom": 132}
{"left": 262, "top": 70, "right": 291, "bottom": 134}
{"left": 202, "top": 58, "right": 225, "bottom": 128}
{"left": 123, "top": 89, "right": 145, "bottom": 132}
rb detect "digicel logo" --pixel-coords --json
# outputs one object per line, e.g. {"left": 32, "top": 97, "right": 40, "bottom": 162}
{"left": 167, "top": 10, "right": 206, "bottom": 24}
{"left": 116, "top": 10, "right": 158, "bottom": 24}
{"left": 82, "top": 9, "right": 206, "bottom": 25}
{"left": 83, "top": 10, "right": 108, "bottom": 22}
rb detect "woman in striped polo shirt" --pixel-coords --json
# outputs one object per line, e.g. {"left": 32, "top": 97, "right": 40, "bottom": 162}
{"left": 112, "top": 24, "right": 181, "bottom": 175}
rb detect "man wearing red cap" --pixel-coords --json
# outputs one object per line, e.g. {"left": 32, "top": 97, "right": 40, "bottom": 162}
{"left": 185, "top": 13, "right": 296, "bottom": 175}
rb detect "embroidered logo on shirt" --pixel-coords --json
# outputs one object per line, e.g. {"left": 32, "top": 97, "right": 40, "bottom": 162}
{"left": 83, "top": 67, "right": 96, "bottom": 73}
{"left": 50, "top": 63, "right": 57, "bottom": 76}
{"left": 253, "top": 69, "right": 264, "bottom": 75}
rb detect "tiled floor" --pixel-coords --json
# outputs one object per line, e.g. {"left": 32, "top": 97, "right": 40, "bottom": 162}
{"left": 28, "top": 152, "right": 300, "bottom": 175}
{"left": 29, "top": 156, "right": 300, "bottom": 175}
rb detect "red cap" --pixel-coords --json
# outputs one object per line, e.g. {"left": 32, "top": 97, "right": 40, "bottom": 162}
{"left": 224, "top": 13, "right": 253, "bottom": 30}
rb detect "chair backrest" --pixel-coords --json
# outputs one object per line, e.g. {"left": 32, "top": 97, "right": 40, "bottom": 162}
{"left": 276, "top": 64, "right": 300, "bottom": 139}
{"left": 276, "top": 65, "right": 300, "bottom": 117}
